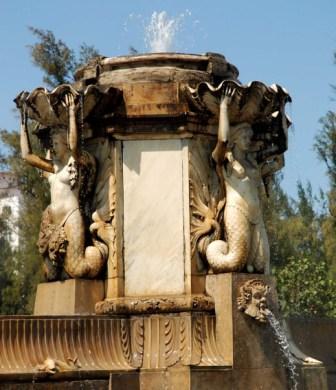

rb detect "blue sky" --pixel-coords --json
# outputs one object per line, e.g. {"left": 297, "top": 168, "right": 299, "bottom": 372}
{"left": 0, "top": 0, "right": 335, "bottom": 199}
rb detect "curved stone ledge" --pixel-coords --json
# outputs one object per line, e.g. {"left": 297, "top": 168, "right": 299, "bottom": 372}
{"left": 0, "top": 316, "right": 135, "bottom": 376}
{"left": 0, "top": 313, "right": 227, "bottom": 380}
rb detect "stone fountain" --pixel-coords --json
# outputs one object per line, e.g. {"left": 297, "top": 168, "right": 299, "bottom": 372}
{"left": 0, "top": 52, "right": 328, "bottom": 389}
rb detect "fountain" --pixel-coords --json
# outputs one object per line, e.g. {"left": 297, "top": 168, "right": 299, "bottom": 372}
{"left": 0, "top": 13, "right": 329, "bottom": 390}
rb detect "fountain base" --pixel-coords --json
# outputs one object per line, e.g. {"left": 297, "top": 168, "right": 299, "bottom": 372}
{"left": 0, "top": 274, "right": 329, "bottom": 389}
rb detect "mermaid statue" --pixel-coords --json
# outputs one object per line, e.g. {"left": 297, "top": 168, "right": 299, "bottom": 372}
{"left": 20, "top": 93, "right": 107, "bottom": 280}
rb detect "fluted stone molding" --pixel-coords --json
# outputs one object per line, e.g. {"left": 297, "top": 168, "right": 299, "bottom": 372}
{"left": 0, "top": 313, "right": 228, "bottom": 379}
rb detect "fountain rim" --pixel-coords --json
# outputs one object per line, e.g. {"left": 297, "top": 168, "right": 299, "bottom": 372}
{"left": 101, "top": 52, "right": 222, "bottom": 65}
{"left": 74, "top": 52, "right": 239, "bottom": 81}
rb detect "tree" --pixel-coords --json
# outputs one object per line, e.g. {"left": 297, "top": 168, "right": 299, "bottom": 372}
{"left": 0, "top": 128, "right": 49, "bottom": 313}
{"left": 266, "top": 175, "right": 336, "bottom": 317}
{"left": 276, "top": 255, "right": 336, "bottom": 317}
{"left": 28, "top": 27, "right": 100, "bottom": 88}
{"left": 273, "top": 48, "right": 336, "bottom": 317}
{"left": 264, "top": 174, "right": 295, "bottom": 268}
{"left": 314, "top": 110, "right": 336, "bottom": 278}
{"left": 0, "top": 207, "right": 16, "bottom": 313}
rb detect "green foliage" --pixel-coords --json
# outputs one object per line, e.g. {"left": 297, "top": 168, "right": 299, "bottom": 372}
{"left": 0, "top": 209, "right": 17, "bottom": 313}
{"left": 265, "top": 48, "right": 336, "bottom": 317}
{"left": 266, "top": 176, "right": 336, "bottom": 317}
{"left": 275, "top": 256, "right": 336, "bottom": 317}
{"left": 28, "top": 27, "right": 75, "bottom": 87}
{"left": 264, "top": 174, "right": 295, "bottom": 268}
{"left": 314, "top": 74, "right": 336, "bottom": 277}
{"left": 28, "top": 27, "right": 99, "bottom": 88}
{"left": 314, "top": 111, "right": 336, "bottom": 192}
{"left": 74, "top": 43, "right": 100, "bottom": 71}
{"left": 0, "top": 128, "right": 48, "bottom": 314}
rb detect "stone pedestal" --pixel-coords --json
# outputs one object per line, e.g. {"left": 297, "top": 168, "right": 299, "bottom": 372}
{"left": 34, "top": 279, "right": 104, "bottom": 315}
{"left": 205, "top": 273, "right": 328, "bottom": 390}
{"left": 85, "top": 54, "right": 236, "bottom": 301}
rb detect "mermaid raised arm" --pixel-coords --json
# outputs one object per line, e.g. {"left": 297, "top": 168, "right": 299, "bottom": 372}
{"left": 212, "top": 87, "right": 235, "bottom": 165}
{"left": 211, "top": 87, "right": 237, "bottom": 199}
{"left": 62, "top": 93, "right": 80, "bottom": 160}
{"left": 20, "top": 106, "right": 54, "bottom": 173}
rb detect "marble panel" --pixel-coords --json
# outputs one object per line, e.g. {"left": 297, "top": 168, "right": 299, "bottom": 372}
{"left": 123, "top": 139, "right": 185, "bottom": 296}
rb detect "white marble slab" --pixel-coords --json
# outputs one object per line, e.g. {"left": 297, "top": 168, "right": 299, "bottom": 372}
{"left": 123, "top": 139, "right": 185, "bottom": 296}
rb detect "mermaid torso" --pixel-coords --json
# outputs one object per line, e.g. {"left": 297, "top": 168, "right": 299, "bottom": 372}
{"left": 222, "top": 160, "right": 263, "bottom": 224}
{"left": 48, "top": 157, "right": 79, "bottom": 224}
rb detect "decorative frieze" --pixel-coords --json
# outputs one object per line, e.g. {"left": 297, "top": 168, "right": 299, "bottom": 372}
{"left": 95, "top": 294, "right": 214, "bottom": 315}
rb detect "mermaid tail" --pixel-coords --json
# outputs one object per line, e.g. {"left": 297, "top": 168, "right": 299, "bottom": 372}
{"left": 206, "top": 206, "right": 250, "bottom": 272}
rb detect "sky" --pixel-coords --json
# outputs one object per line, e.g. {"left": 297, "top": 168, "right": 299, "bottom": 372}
{"left": 0, "top": 0, "right": 335, "bottom": 199}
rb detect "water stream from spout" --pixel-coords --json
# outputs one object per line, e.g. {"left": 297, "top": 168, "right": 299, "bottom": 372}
{"left": 265, "top": 310, "right": 299, "bottom": 390}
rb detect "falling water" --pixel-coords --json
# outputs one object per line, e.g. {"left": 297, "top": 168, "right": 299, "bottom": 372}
{"left": 266, "top": 310, "right": 299, "bottom": 390}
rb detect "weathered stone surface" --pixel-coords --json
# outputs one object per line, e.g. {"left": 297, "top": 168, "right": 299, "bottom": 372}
{"left": 232, "top": 368, "right": 288, "bottom": 390}
{"left": 140, "top": 367, "right": 190, "bottom": 390}
{"left": 0, "top": 316, "right": 135, "bottom": 377}
{"left": 206, "top": 274, "right": 287, "bottom": 373}
{"left": 119, "top": 82, "right": 185, "bottom": 117}
{"left": 205, "top": 274, "right": 233, "bottom": 365}
{"left": 0, "top": 310, "right": 331, "bottom": 389}
{"left": 123, "top": 139, "right": 185, "bottom": 296}
{"left": 204, "top": 273, "right": 329, "bottom": 389}
{"left": 232, "top": 279, "right": 284, "bottom": 371}
{"left": 190, "top": 368, "right": 232, "bottom": 390}
{"left": 34, "top": 279, "right": 104, "bottom": 315}
{"left": 0, "top": 313, "right": 227, "bottom": 378}
{"left": 109, "top": 372, "right": 140, "bottom": 390}
{"left": 189, "top": 136, "right": 218, "bottom": 287}
{"left": 229, "top": 274, "right": 282, "bottom": 370}
{"left": 300, "top": 366, "right": 329, "bottom": 390}
{"left": 237, "top": 278, "right": 270, "bottom": 323}
{"left": 95, "top": 294, "right": 214, "bottom": 315}
{"left": 0, "top": 380, "right": 110, "bottom": 390}
{"left": 288, "top": 317, "right": 336, "bottom": 389}
{"left": 75, "top": 52, "right": 239, "bottom": 85}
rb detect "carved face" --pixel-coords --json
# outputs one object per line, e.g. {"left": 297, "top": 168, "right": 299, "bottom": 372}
{"left": 237, "top": 279, "right": 270, "bottom": 323}
{"left": 67, "top": 156, "right": 78, "bottom": 189}
{"left": 51, "top": 132, "right": 68, "bottom": 161}
{"left": 246, "top": 286, "right": 267, "bottom": 318}
{"left": 234, "top": 127, "right": 253, "bottom": 151}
